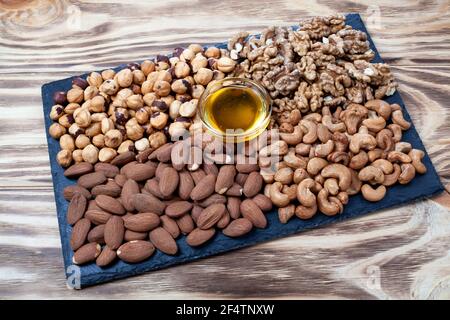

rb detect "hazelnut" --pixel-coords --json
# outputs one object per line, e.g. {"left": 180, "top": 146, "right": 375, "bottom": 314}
{"left": 171, "top": 79, "right": 190, "bottom": 94}
{"left": 184, "top": 76, "right": 195, "bottom": 85}
{"left": 48, "top": 123, "right": 66, "bottom": 139}
{"left": 179, "top": 99, "right": 198, "bottom": 118}
{"left": 151, "top": 100, "right": 168, "bottom": 112}
{"left": 174, "top": 61, "right": 191, "bottom": 78}
{"left": 60, "top": 134, "right": 75, "bottom": 151}
{"left": 92, "top": 134, "right": 105, "bottom": 148}
{"left": 50, "top": 104, "right": 64, "bottom": 120}
{"left": 212, "top": 70, "right": 225, "bottom": 81}
{"left": 87, "top": 72, "right": 103, "bottom": 87}
{"left": 168, "top": 122, "right": 188, "bottom": 138}
{"left": 141, "top": 60, "right": 155, "bottom": 76}
{"left": 101, "top": 69, "right": 116, "bottom": 80}
{"left": 125, "top": 118, "right": 144, "bottom": 141}
{"left": 169, "top": 57, "right": 180, "bottom": 67}
{"left": 191, "top": 84, "right": 205, "bottom": 99}
{"left": 135, "top": 137, "right": 150, "bottom": 151}
{"left": 72, "top": 149, "right": 83, "bottom": 163}
{"left": 181, "top": 48, "right": 195, "bottom": 61}
{"left": 207, "top": 58, "right": 218, "bottom": 70}
{"left": 82, "top": 144, "right": 99, "bottom": 164}
{"left": 84, "top": 86, "right": 98, "bottom": 100}
{"left": 74, "top": 108, "right": 91, "bottom": 128}
{"left": 116, "top": 88, "right": 133, "bottom": 101}
{"left": 64, "top": 103, "right": 80, "bottom": 115}
{"left": 85, "top": 122, "right": 102, "bottom": 137}
{"left": 127, "top": 62, "right": 140, "bottom": 71}
{"left": 141, "top": 80, "right": 154, "bottom": 95}
{"left": 104, "top": 129, "right": 123, "bottom": 148}
{"left": 57, "top": 149, "right": 72, "bottom": 168}
{"left": 188, "top": 44, "right": 204, "bottom": 54}
{"left": 173, "top": 47, "right": 184, "bottom": 58}
{"left": 191, "top": 54, "right": 208, "bottom": 73}
{"left": 149, "top": 131, "right": 167, "bottom": 149}
{"left": 100, "top": 79, "right": 119, "bottom": 95}
{"left": 205, "top": 46, "right": 221, "bottom": 59}
{"left": 118, "top": 140, "right": 134, "bottom": 153}
{"left": 131, "top": 84, "right": 141, "bottom": 95}
{"left": 176, "top": 94, "right": 192, "bottom": 102}
{"left": 67, "top": 88, "right": 84, "bottom": 104}
{"left": 75, "top": 134, "right": 91, "bottom": 149}
{"left": 156, "top": 70, "right": 172, "bottom": 82}
{"left": 116, "top": 68, "right": 133, "bottom": 88}
{"left": 135, "top": 108, "right": 149, "bottom": 124}
{"left": 91, "top": 112, "right": 107, "bottom": 122}
{"left": 53, "top": 91, "right": 67, "bottom": 105}
{"left": 161, "top": 95, "right": 174, "bottom": 106}
{"left": 126, "top": 94, "right": 144, "bottom": 110}
{"left": 113, "top": 108, "right": 129, "bottom": 126}
{"left": 194, "top": 68, "right": 213, "bottom": 85}
{"left": 150, "top": 112, "right": 169, "bottom": 129}
{"left": 153, "top": 80, "right": 171, "bottom": 97}
{"left": 68, "top": 123, "right": 84, "bottom": 137}
{"left": 72, "top": 77, "right": 88, "bottom": 90}
{"left": 99, "top": 147, "right": 117, "bottom": 162}
{"left": 169, "top": 100, "right": 182, "bottom": 119}
{"left": 143, "top": 92, "right": 158, "bottom": 106}
{"left": 90, "top": 95, "right": 105, "bottom": 112}
{"left": 132, "top": 70, "right": 145, "bottom": 85}
{"left": 101, "top": 117, "right": 115, "bottom": 134}
{"left": 217, "top": 57, "right": 236, "bottom": 72}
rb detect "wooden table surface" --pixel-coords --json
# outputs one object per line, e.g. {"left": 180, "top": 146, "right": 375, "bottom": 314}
{"left": 1, "top": 0, "right": 449, "bottom": 300}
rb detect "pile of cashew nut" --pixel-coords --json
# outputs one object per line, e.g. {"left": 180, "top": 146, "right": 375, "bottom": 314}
{"left": 259, "top": 99, "right": 427, "bottom": 223}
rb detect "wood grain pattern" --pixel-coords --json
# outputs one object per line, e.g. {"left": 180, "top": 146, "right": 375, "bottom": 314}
{"left": 0, "top": 0, "right": 449, "bottom": 299}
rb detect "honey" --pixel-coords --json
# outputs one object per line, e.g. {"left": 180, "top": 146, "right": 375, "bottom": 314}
{"left": 199, "top": 78, "right": 271, "bottom": 141}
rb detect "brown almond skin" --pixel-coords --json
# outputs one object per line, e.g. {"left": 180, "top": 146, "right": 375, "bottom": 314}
{"left": 117, "top": 240, "right": 155, "bottom": 263}
{"left": 190, "top": 174, "right": 216, "bottom": 201}
{"left": 96, "top": 246, "right": 117, "bottom": 267}
{"left": 149, "top": 227, "right": 178, "bottom": 255}
{"left": 235, "top": 173, "right": 248, "bottom": 187}
{"left": 121, "top": 179, "right": 140, "bottom": 212}
{"left": 91, "top": 180, "right": 121, "bottom": 197}
{"left": 63, "top": 185, "right": 91, "bottom": 201}
{"left": 196, "top": 193, "right": 226, "bottom": 208}
{"left": 144, "top": 178, "right": 165, "bottom": 199}
{"left": 225, "top": 183, "right": 243, "bottom": 196}
{"left": 227, "top": 197, "right": 241, "bottom": 219}
{"left": 111, "top": 151, "right": 136, "bottom": 167}
{"left": 190, "top": 169, "right": 206, "bottom": 185}
{"left": 136, "top": 148, "right": 154, "bottom": 163}
{"left": 223, "top": 218, "right": 253, "bottom": 237}
{"left": 155, "top": 162, "right": 170, "bottom": 180}
{"left": 191, "top": 205, "right": 203, "bottom": 223}
{"left": 70, "top": 218, "right": 91, "bottom": 250}
{"left": 203, "top": 163, "right": 218, "bottom": 176}
{"left": 252, "top": 194, "right": 273, "bottom": 212}
{"left": 64, "top": 162, "right": 94, "bottom": 178}
{"left": 132, "top": 193, "right": 166, "bottom": 215}
{"left": 159, "top": 167, "right": 179, "bottom": 197}
{"left": 186, "top": 228, "right": 216, "bottom": 247}
{"left": 197, "top": 203, "right": 226, "bottom": 229}
{"left": 67, "top": 193, "right": 87, "bottom": 225}
{"left": 78, "top": 172, "right": 107, "bottom": 189}
{"left": 95, "top": 195, "right": 126, "bottom": 215}
{"left": 94, "top": 163, "right": 119, "bottom": 178}
{"left": 104, "top": 216, "right": 125, "bottom": 250}
{"left": 114, "top": 174, "right": 127, "bottom": 187}
{"left": 240, "top": 199, "right": 267, "bottom": 228}
{"left": 124, "top": 230, "right": 148, "bottom": 241}
{"left": 85, "top": 210, "right": 111, "bottom": 225}
{"left": 73, "top": 242, "right": 101, "bottom": 265}
{"left": 236, "top": 163, "right": 259, "bottom": 173}
{"left": 215, "top": 165, "right": 236, "bottom": 194}
{"left": 178, "top": 170, "right": 194, "bottom": 200}
{"left": 123, "top": 163, "right": 156, "bottom": 181}
{"left": 165, "top": 201, "right": 193, "bottom": 218}
{"left": 243, "top": 171, "right": 263, "bottom": 198}
{"left": 124, "top": 212, "right": 160, "bottom": 232}
{"left": 160, "top": 215, "right": 180, "bottom": 239}
{"left": 87, "top": 224, "right": 105, "bottom": 244}
{"left": 156, "top": 143, "right": 174, "bottom": 162}
{"left": 216, "top": 210, "right": 230, "bottom": 229}
{"left": 176, "top": 214, "right": 195, "bottom": 234}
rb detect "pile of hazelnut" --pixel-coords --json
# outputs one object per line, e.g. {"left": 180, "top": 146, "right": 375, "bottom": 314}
{"left": 48, "top": 44, "right": 237, "bottom": 168}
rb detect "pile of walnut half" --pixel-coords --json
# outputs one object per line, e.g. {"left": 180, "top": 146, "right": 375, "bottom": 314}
{"left": 259, "top": 99, "right": 427, "bottom": 222}
{"left": 48, "top": 44, "right": 236, "bottom": 168}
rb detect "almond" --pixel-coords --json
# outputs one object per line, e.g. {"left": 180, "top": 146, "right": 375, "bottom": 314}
{"left": 226, "top": 197, "right": 241, "bottom": 219}
{"left": 121, "top": 179, "right": 140, "bottom": 211}
{"left": 94, "top": 163, "right": 119, "bottom": 178}
{"left": 186, "top": 228, "right": 215, "bottom": 247}
{"left": 149, "top": 227, "right": 178, "bottom": 255}
{"left": 252, "top": 194, "right": 273, "bottom": 212}
{"left": 124, "top": 212, "right": 160, "bottom": 232}
{"left": 78, "top": 172, "right": 107, "bottom": 189}
{"left": 73, "top": 242, "right": 101, "bottom": 265}
{"left": 67, "top": 193, "right": 87, "bottom": 225}
{"left": 240, "top": 199, "right": 267, "bottom": 228}
{"left": 215, "top": 165, "right": 236, "bottom": 194}
{"left": 196, "top": 193, "right": 226, "bottom": 208}
{"left": 85, "top": 209, "right": 111, "bottom": 225}
{"left": 165, "top": 201, "right": 192, "bottom": 218}
{"left": 176, "top": 214, "right": 194, "bottom": 234}
{"left": 178, "top": 170, "right": 194, "bottom": 200}
{"left": 203, "top": 163, "right": 218, "bottom": 176}
{"left": 95, "top": 195, "right": 126, "bottom": 215}
{"left": 111, "top": 151, "right": 135, "bottom": 167}
{"left": 132, "top": 193, "right": 166, "bottom": 215}
{"left": 87, "top": 224, "right": 105, "bottom": 244}
{"left": 96, "top": 245, "right": 117, "bottom": 267}
{"left": 63, "top": 185, "right": 91, "bottom": 201}
{"left": 171, "top": 141, "right": 187, "bottom": 171}
{"left": 223, "top": 218, "right": 253, "bottom": 237}
{"left": 124, "top": 230, "right": 148, "bottom": 241}
{"left": 144, "top": 178, "right": 164, "bottom": 199}
{"left": 236, "top": 163, "right": 259, "bottom": 173}
{"left": 235, "top": 173, "right": 248, "bottom": 187}
{"left": 104, "top": 216, "right": 124, "bottom": 250}
{"left": 191, "top": 205, "right": 203, "bottom": 223}
{"left": 225, "top": 183, "right": 243, "bottom": 196}
{"left": 190, "top": 169, "right": 206, "bottom": 185}
{"left": 160, "top": 215, "right": 180, "bottom": 239}
{"left": 159, "top": 167, "right": 179, "bottom": 197}
{"left": 64, "top": 162, "right": 93, "bottom": 178}
{"left": 216, "top": 210, "right": 230, "bottom": 229}
{"left": 70, "top": 218, "right": 91, "bottom": 250}
{"left": 196, "top": 203, "right": 226, "bottom": 229}
{"left": 155, "top": 162, "right": 170, "bottom": 180}
{"left": 190, "top": 174, "right": 216, "bottom": 201}
{"left": 243, "top": 172, "right": 263, "bottom": 197}
{"left": 155, "top": 143, "right": 174, "bottom": 162}
{"left": 136, "top": 147, "right": 154, "bottom": 163}
{"left": 114, "top": 174, "right": 127, "bottom": 187}
{"left": 117, "top": 240, "right": 155, "bottom": 263}
{"left": 91, "top": 180, "right": 121, "bottom": 197}
{"left": 123, "top": 162, "right": 156, "bottom": 181}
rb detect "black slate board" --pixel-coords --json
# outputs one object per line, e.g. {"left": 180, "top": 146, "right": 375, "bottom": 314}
{"left": 41, "top": 13, "right": 444, "bottom": 288}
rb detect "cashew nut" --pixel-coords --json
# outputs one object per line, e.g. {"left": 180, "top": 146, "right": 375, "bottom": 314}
{"left": 376, "top": 129, "right": 394, "bottom": 151}
{"left": 372, "top": 159, "right": 394, "bottom": 174}
{"left": 395, "top": 142, "right": 412, "bottom": 154}
{"left": 361, "top": 184, "right": 386, "bottom": 202}
{"left": 321, "top": 163, "right": 352, "bottom": 191}
{"left": 387, "top": 123, "right": 402, "bottom": 142}
{"left": 269, "top": 182, "right": 290, "bottom": 207}
{"left": 332, "top": 132, "right": 349, "bottom": 152}
{"left": 387, "top": 151, "right": 411, "bottom": 163}
{"left": 347, "top": 169, "right": 362, "bottom": 195}
{"left": 349, "top": 151, "right": 369, "bottom": 170}
{"left": 327, "top": 151, "right": 350, "bottom": 166}
{"left": 280, "top": 125, "right": 303, "bottom": 145}
{"left": 317, "top": 189, "right": 343, "bottom": 216}
{"left": 303, "top": 112, "right": 322, "bottom": 123}
{"left": 337, "top": 191, "right": 349, "bottom": 205}
{"left": 259, "top": 140, "right": 288, "bottom": 157}
{"left": 278, "top": 204, "right": 296, "bottom": 224}
{"left": 339, "top": 103, "right": 368, "bottom": 134}
{"left": 349, "top": 132, "right": 377, "bottom": 153}
{"left": 358, "top": 165, "right": 385, "bottom": 184}
{"left": 324, "top": 178, "right": 339, "bottom": 196}
{"left": 300, "top": 119, "right": 318, "bottom": 144}
{"left": 314, "top": 140, "right": 334, "bottom": 158}
{"left": 392, "top": 109, "right": 411, "bottom": 130}
{"left": 382, "top": 163, "right": 401, "bottom": 186}
{"left": 317, "top": 123, "right": 332, "bottom": 143}
{"left": 283, "top": 152, "right": 307, "bottom": 169}
{"left": 274, "top": 167, "right": 294, "bottom": 185}
{"left": 282, "top": 184, "right": 297, "bottom": 201}
{"left": 322, "top": 113, "right": 346, "bottom": 133}
{"left": 398, "top": 163, "right": 416, "bottom": 184}
{"left": 368, "top": 148, "right": 386, "bottom": 162}
{"left": 409, "top": 149, "right": 427, "bottom": 174}
{"left": 295, "top": 143, "right": 311, "bottom": 156}
{"left": 293, "top": 168, "right": 309, "bottom": 184}
{"left": 307, "top": 157, "right": 329, "bottom": 175}
{"left": 295, "top": 204, "right": 317, "bottom": 220}
{"left": 362, "top": 111, "right": 386, "bottom": 133}
{"left": 296, "top": 178, "right": 316, "bottom": 207}
{"left": 365, "top": 99, "right": 392, "bottom": 120}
